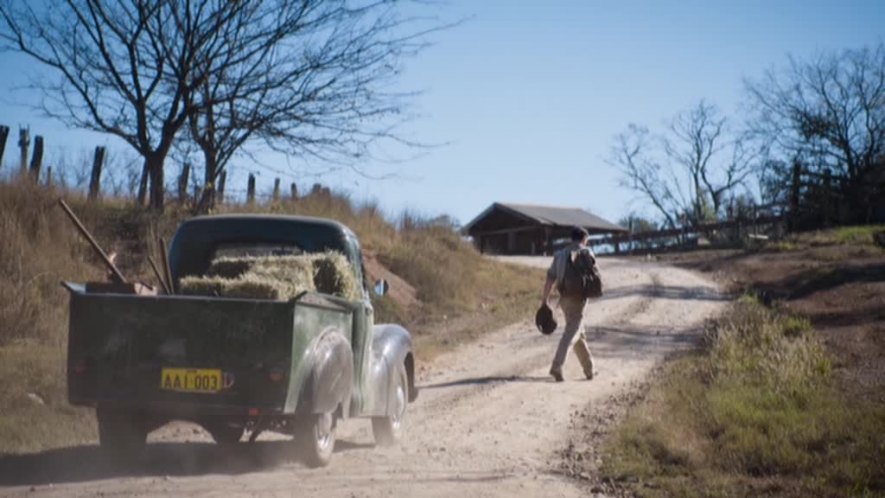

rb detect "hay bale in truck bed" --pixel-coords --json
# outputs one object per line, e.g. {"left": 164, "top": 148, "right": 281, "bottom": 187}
{"left": 181, "top": 252, "right": 360, "bottom": 301}
{"left": 179, "top": 274, "right": 310, "bottom": 300}
{"left": 311, "top": 251, "right": 361, "bottom": 300}
{"left": 206, "top": 258, "right": 253, "bottom": 278}
{"left": 179, "top": 276, "right": 225, "bottom": 297}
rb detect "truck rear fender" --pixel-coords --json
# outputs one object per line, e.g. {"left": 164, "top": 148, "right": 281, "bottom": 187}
{"left": 296, "top": 330, "right": 354, "bottom": 417}
{"left": 370, "top": 325, "right": 418, "bottom": 417}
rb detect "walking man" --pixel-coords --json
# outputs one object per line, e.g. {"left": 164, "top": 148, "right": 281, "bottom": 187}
{"left": 541, "top": 226, "right": 596, "bottom": 382}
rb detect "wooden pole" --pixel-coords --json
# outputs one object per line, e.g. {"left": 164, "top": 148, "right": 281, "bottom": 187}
{"left": 88, "top": 146, "right": 106, "bottom": 201}
{"left": 159, "top": 236, "right": 174, "bottom": 294}
{"left": 247, "top": 174, "right": 256, "bottom": 204}
{"left": 147, "top": 256, "right": 171, "bottom": 294}
{"left": 290, "top": 182, "right": 298, "bottom": 200}
{"left": 29, "top": 135, "right": 43, "bottom": 181}
{"left": 272, "top": 178, "right": 281, "bottom": 202}
{"left": 0, "top": 125, "right": 9, "bottom": 170}
{"left": 822, "top": 168, "right": 832, "bottom": 227}
{"left": 57, "top": 199, "right": 127, "bottom": 284}
{"left": 217, "top": 170, "right": 227, "bottom": 204}
{"left": 45, "top": 166, "right": 52, "bottom": 187}
{"left": 789, "top": 160, "right": 801, "bottom": 231}
{"left": 18, "top": 127, "right": 29, "bottom": 174}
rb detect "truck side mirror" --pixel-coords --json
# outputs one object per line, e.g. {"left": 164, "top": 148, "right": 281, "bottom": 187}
{"left": 373, "top": 279, "right": 389, "bottom": 297}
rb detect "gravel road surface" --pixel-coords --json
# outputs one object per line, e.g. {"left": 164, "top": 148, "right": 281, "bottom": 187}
{"left": 1, "top": 257, "right": 725, "bottom": 497}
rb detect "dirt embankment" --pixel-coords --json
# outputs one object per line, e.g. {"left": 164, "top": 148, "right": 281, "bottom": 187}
{"left": 657, "top": 241, "right": 885, "bottom": 401}
{"left": 0, "top": 257, "right": 724, "bottom": 497}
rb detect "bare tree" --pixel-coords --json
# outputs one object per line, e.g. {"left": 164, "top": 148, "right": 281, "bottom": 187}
{"left": 745, "top": 43, "right": 885, "bottom": 223}
{"left": 0, "top": 0, "right": 212, "bottom": 209}
{"left": 182, "top": 1, "right": 434, "bottom": 210}
{"left": 0, "top": 0, "right": 434, "bottom": 211}
{"left": 609, "top": 101, "right": 755, "bottom": 228}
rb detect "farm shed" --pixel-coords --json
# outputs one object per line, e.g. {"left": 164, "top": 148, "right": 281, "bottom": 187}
{"left": 463, "top": 202, "right": 627, "bottom": 255}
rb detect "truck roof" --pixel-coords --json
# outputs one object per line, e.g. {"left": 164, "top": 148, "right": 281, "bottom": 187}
{"left": 185, "top": 213, "right": 351, "bottom": 232}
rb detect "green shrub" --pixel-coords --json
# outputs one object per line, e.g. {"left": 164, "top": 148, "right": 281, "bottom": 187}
{"left": 603, "top": 300, "right": 884, "bottom": 496}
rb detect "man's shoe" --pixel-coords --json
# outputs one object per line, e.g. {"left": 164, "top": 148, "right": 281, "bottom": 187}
{"left": 585, "top": 370, "right": 594, "bottom": 380}
{"left": 550, "top": 369, "right": 564, "bottom": 382}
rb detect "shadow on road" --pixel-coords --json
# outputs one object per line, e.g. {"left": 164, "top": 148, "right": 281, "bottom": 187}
{"left": 420, "top": 375, "right": 551, "bottom": 390}
{"left": 0, "top": 439, "right": 374, "bottom": 487}
{"left": 594, "top": 284, "right": 727, "bottom": 302}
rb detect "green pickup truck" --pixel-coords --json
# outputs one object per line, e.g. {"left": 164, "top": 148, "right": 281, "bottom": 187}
{"left": 64, "top": 214, "right": 417, "bottom": 467}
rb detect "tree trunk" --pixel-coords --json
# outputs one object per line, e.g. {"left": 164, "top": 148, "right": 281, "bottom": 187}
{"left": 147, "top": 155, "right": 165, "bottom": 211}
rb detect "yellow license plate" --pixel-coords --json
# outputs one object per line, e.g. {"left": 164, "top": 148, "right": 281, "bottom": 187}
{"left": 160, "top": 368, "right": 222, "bottom": 393}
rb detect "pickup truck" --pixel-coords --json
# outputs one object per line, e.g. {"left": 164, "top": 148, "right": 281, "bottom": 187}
{"left": 64, "top": 214, "right": 418, "bottom": 467}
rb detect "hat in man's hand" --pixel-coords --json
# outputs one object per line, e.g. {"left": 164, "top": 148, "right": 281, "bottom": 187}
{"left": 535, "top": 303, "right": 557, "bottom": 335}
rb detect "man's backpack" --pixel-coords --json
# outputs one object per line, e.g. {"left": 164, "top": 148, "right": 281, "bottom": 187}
{"left": 558, "top": 249, "right": 603, "bottom": 299}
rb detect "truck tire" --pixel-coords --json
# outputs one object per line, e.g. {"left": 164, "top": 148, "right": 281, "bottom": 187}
{"left": 372, "top": 363, "right": 407, "bottom": 446}
{"left": 295, "top": 411, "right": 336, "bottom": 468}
{"left": 203, "top": 420, "right": 244, "bottom": 444}
{"left": 96, "top": 406, "right": 147, "bottom": 460}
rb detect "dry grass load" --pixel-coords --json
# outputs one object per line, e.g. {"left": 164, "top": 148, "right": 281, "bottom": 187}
{"left": 311, "top": 251, "right": 361, "bottom": 300}
{"left": 181, "top": 252, "right": 358, "bottom": 300}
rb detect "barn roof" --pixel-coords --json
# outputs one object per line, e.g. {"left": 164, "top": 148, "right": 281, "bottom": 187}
{"left": 463, "top": 202, "right": 627, "bottom": 234}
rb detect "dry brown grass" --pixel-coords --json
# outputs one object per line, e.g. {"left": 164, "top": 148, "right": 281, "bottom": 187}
{"left": 0, "top": 180, "right": 543, "bottom": 453}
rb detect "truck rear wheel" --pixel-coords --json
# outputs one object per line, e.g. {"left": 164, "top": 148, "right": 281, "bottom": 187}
{"left": 96, "top": 406, "right": 147, "bottom": 460}
{"left": 372, "top": 363, "right": 407, "bottom": 446}
{"left": 295, "top": 411, "right": 336, "bottom": 467}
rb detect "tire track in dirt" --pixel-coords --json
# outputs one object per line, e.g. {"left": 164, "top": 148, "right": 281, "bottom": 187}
{"left": 2, "top": 258, "right": 726, "bottom": 498}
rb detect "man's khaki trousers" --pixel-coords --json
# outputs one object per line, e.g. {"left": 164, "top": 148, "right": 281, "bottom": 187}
{"left": 550, "top": 295, "right": 594, "bottom": 378}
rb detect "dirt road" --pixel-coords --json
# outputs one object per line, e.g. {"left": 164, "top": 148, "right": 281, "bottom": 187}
{"left": 0, "top": 257, "right": 725, "bottom": 497}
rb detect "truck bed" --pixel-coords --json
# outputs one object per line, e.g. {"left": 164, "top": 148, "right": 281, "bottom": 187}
{"left": 66, "top": 286, "right": 352, "bottom": 416}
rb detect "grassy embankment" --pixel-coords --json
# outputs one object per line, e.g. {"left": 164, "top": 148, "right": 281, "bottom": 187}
{"left": 600, "top": 227, "right": 885, "bottom": 497}
{"left": 0, "top": 179, "right": 544, "bottom": 454}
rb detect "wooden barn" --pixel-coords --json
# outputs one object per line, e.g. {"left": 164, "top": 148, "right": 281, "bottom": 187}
{"left": 463, "top": 202, "right": 627, "bottom": 255}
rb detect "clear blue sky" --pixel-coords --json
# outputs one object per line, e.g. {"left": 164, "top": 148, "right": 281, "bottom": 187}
{"left": 1, "top": 0, "right": 883, "bottom": 226}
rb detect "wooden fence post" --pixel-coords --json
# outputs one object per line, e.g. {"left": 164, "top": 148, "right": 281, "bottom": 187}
{"left": 88, "top": 146, "right": 106, "bottom": 201}
{"left": 217, "top": 170, "right": 226, "bottom": 204}
{"left": 137, "top": 165, "right": 149, "bottom": 206}
{"left": 0, "top": 125, "right": 9, "bottom": 170}
{"left": 247, "top": 174, "right": 256, "bottom": 204}
{"left": 18, "top": 127, "right": 29, "bottom": 174}
{"left": 272, "top": 178, "right": 281, "bottom": 202}
{"left": 822, "top": 168, "right": 832, "bottom": 227}
{"left": 788, "top": 160, "right": 801, "bottom": 231}
{"left": 45, "top": 166, "right": 52, "bottom": 187}
{"left": 28, "top": 135, "right": 43, "bottom": 181}
{"left": 290, "top": 182, "right": 298, "bottom": 200}
{"left": 178, "top": 163, "right": 191, "bottom": 202}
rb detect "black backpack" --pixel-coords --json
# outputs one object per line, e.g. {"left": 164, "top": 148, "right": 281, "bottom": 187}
{"left": 558, "top": 249, "right": 603, "bottom": 299}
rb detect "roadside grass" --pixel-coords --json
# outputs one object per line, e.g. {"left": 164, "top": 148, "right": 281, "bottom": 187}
{"left": 0, "top": 179, "right": 543, "bottom": 453}
{"left": 831, "top": 224, "right": 885, "bottom": 246}
{"left": 766, "top": 224, "right": 885, "bottom": 252}
{"left": 601, "top": 298, "right": 885, "bottom": 497}
{"left": 0, "top": 342, "right": 95, "bottom": 453}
